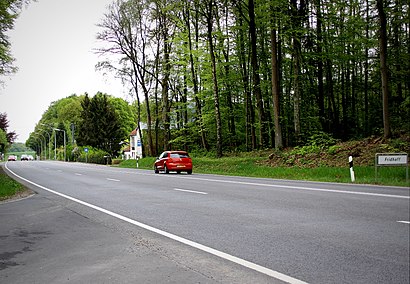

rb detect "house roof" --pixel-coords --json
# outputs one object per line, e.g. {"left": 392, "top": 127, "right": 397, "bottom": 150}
{"left": 129, "top": 123, "right": 147, "bottom": 136}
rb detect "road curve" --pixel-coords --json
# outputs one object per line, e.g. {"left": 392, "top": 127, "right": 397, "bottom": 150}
{"left": 2, "top": 160, "right": 409, "bottom": 284}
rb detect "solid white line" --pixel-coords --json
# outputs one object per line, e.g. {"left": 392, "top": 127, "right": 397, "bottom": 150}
{"left": 182, "top": 177, "right": 410, "bottom": 199}
{"left": 106, "top": 178, "right": 120, "bottom": 182}
{"left": 397, "top": 221, "right": 410, "bottom": 224}
{"left": 173, "top": 188, "right": 208, "bottom": 195}
{"left": 4, "top": 164, "right": 308, "bottom": 284}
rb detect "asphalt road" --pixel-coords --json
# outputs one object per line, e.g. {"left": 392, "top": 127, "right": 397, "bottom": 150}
{"left": 1, "top": 160, "right": 409, "bottom": 283}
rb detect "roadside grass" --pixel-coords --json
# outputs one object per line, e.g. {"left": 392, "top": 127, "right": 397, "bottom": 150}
{"left": 119, "top": 156, "right": 409, "bottom": 187}
{"left": 0, "top": 167, "right": 24, "bottom": 200}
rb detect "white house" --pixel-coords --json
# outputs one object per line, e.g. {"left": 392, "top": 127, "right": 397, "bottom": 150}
{"left": 124, "top": 126, "right": 143, "bottom": 160}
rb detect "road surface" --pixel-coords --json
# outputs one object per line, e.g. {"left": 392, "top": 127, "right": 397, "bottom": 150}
{"left": 1, "top": 161, "right": 409, "bottom": 283}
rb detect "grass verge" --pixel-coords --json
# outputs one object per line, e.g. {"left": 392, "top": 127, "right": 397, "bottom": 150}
{"left": 119, "top": 156, "right": 409, "bottom": 187}
{"left": 0, "top": 166, "right": 25, "bottom": 201}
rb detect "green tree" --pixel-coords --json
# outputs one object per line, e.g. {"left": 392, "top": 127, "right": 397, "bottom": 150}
{"left": 0, "top": 0, "right": 32, "bottom": 83}
{"left": 94, "top": 0, "right": 409, "bottom": 156}
{"left": 0, "top": 129, "right": 8, "bottom": 154}
{"left": 0, "top": 112, "right": 16, "bottom": 144}
{"left": 77, "top": 93, "right": 125, "bottom": 156}
{"left": 97, "top": 0, "right": 155, "bottom": 156}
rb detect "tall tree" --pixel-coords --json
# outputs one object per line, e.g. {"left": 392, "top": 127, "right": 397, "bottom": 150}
{"left": 97, "top": 0, "right": 155, "bottom": 156}
{"left": 376, "top": 0, "right": 391, "bottom": 139}
{"left": 183, "top": 1, "right": 209, "bottom": 150}
{"left": 290, "top": 0, "right": 307, "bottom": 142}
{"left": 270, "top": 8, "right": 283, "bottom": 149}
{"left": 248, "top": 0, "right": 267, "bottom": 147}
{"left": 205, "top": 0, "right": 223, "bottom": 157}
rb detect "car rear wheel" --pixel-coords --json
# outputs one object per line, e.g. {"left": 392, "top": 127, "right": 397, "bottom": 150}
{"left": 154, "top": 165, "right": 159, "bottom": 174}
{"left": 164, "top": 164, "right": 169, "bottom": 174}
{"left": 187, "top": 170, "right": 192, "bottom": 175}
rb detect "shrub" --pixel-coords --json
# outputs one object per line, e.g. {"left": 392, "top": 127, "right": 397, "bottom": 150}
{"left": 75, "top": 146, "right": 110, "bottom": 165}
{"left": 307, "top": 132, "right": 340, "bottom": 148}
{"left": 328, "top": 145, "right": 341, "bottom": 155}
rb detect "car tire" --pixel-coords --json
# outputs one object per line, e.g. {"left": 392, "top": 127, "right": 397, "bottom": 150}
{"left": 154, "top": 166, "right": 159, "bottom": 174}
{"left": 187, "top": 170, "right": 192, "bottom": 175}
{"left": 164, "top": 164, "right": 169, "bottom": 174}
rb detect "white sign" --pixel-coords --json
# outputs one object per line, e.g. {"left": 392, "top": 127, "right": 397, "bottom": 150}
{"left": 376, "top": 153, "right": 408, "bottom": 165}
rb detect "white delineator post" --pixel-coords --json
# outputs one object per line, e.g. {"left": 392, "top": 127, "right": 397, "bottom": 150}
{"left": 349, "top": 156, "right": 355, "bottom": 182}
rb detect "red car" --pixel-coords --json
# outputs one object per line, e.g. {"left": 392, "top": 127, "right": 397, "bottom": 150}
{"left": 7, "top": 155, "right": 17, "bottom": 161}
{"left": 154, "top": 151, "right": 192, "bottom": 174}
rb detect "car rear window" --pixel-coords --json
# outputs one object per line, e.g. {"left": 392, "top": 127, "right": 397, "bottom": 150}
{"left": 170, "top": 153, "right": 190, "bottom": 158}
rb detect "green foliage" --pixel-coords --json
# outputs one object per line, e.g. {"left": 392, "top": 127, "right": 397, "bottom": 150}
{"left": 289, "top": 132, "right": 339, "bottom": 156}
{"left": 24, "top": 0, "right": 410, "bottom": 157}
{"left": 74, "top": 146, "right": 111, "bottom": 165}
{"left": 27, "top": 93, "right": 135, "bottom": 159}
{"left": 327, "top": 145, "right": 341, "bottom": 155}
{"left": 0, "top": 129, "right": 7, "bottom": 153}
{"left": 0, "top": 112, "right": 16, "bottom": 145}
{"left": 77, "top": 93, "right": 126, "bottom": 157}
{"left": 0, "top": 0, "right": 21, "bottom": 79}
{"left": 290, "top": 145, "right": 322, "bottom": 156}
{"left": 8, "top": 142, "right": 33, "bottom": 153}
{"left": 0, "top": 167, "right": 24, "bottom": 200}
{"left": 307, "top": 132, "right": 340, "bottom": 148}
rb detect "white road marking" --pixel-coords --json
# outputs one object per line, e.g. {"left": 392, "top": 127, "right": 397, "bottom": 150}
{"left": 107, "top": 178, "right": 120, "bottom": 182}
{"left": 181, "top": 176, "right": 410, "bottom": 199}
{"left": 5, "top": 164, "right": 308, "bottom": 284}
{"left": 397, "top": 221, "right": 410, "bottom": 224}
{"left": 75, "top": 173, "right": 82, "bottom": 176}
{"left": 173, "top": 188, "right": 208, "bottom": 195}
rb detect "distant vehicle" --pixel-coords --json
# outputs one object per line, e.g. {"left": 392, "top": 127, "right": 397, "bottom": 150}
{"left": 7, "top": 155, "right": 17, "bottom": 161}
{"left": 21, "top": 154, "right": 29, "bottom": 161}
{"left": 28, "top": 155, "right": 34, "bottom": 161}
{"left": 154, "top": 151, "right": 193, "bottom": 174}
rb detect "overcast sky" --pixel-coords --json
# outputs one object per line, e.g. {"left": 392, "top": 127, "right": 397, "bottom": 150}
{"left": 0, "top": 0, "right": 126, "bottom": 143}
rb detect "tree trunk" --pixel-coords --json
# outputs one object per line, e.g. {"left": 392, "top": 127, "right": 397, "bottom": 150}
{"left": 185, "top": 4, "right": 209, "bottom": 151}
{"left": 248, "top": 0, "right": 266, "bottom": 148}
{"left": 377, "top": 0, "right": 391, "bottom": 139}
{"left": 290, "top": 0, "right": 305, "bottom": 142}
{"left": 314, "top": 0, "right": 325, "bottom": 131}
{"left": 237, "top": 5, "right": 256, "bottom": 150}
{"left": 206, "top": 0, "right": 222, "bottom": 158}
{"left": 162, "top": 26, "right": 171, "bottom": 150}
{"left": 270, "top": 26, "right": 283, "bottom": 149}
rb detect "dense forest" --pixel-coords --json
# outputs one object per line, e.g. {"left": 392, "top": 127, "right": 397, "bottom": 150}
{"left": 3, "top": 0, "right": 410, "bottom": 159}
{"left": 95, "top": 0, "right": 409, "bottom": 158}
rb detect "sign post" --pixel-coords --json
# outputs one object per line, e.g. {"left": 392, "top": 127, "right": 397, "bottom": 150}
{"left": 84, "top": 147, "right": 89, "bottom": 163}
{"left": 375, "top": 153, "right": 408, "bottom": 183}
{"left": 349, "top": 156, "right": 355, "bottom": 182}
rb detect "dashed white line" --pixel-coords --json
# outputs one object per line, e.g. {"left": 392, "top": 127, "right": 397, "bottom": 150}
{"left": 397, "top": 221, "right": 410, "bottom": 224}
{"left": 181, "top": 176, "right": 410, "bottom": 199}
{"left": 173, "top": 188, "right": 208, "bottom": 195}
{"left": 5, "top": 163, "right": 308, "bottom": 284}
{"left": 106, "top": 178, "right": 120, "bottom": 182}
{"left": 75, "top": 173, "right": 82, "bottom": 176}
